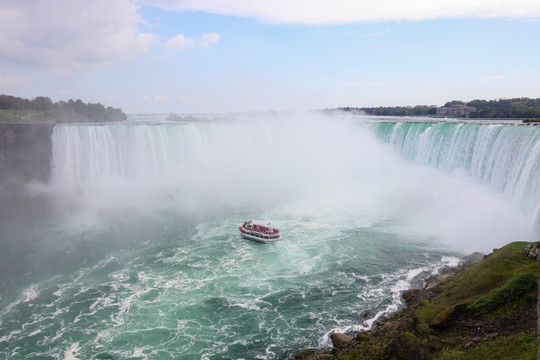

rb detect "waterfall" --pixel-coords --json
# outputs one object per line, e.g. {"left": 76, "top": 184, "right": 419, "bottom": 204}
{"left": 50, "top": 116, "right": 375, "bottom": 214}
{"left": 368, "top": 121, "right": 540, "bottom": 227}
{"left": 49, "top": 116, "right": 539, "bottom": 242}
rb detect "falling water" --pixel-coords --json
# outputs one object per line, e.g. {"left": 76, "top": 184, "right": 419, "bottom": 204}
{"left": 0, "top": 114, "right": 536, "bottom": 359}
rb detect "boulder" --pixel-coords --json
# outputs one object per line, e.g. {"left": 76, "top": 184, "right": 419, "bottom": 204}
{"left": 330, "top": 333, "right": 353, "bottom": 351}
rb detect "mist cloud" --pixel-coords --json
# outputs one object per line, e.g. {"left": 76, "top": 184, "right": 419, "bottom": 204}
{"left": 42, "top": 113, "right": 532, "bottom": 253}
{"left": 148, "top": 0, "right": 540, "bottom": 23}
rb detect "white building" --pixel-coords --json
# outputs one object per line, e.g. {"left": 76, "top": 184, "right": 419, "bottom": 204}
{"left": 436, "top": 104, "right": 476, "bottom": 118}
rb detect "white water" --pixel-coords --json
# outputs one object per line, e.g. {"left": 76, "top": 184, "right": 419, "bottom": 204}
{"left": 1, "top": 113, "right": 536, "bottom": 359}
{"left": 46, "top": 113, "right": 533, "bottom": 252}
{"left": 368, "top": 120, "right": 540, "bottom": 234}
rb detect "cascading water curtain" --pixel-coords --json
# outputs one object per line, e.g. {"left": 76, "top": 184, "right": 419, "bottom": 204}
{"left": 368, "top": 122, "right": 540, "bottom": 229}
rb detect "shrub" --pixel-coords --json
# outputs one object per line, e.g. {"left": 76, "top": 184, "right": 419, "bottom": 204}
{"left": 473, "top": 273, "right": 538, "bottom": 313}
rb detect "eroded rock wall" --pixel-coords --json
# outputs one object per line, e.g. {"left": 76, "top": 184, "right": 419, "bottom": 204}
{"left": 0, "top": 123, "right": 54, "bottom": 184}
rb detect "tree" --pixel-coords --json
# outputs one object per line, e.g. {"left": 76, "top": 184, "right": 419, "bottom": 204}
{"left": 0, "top": 94, "right": 127, "bottom": 123}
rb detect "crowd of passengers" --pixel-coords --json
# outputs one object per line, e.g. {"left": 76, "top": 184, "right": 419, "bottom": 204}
{"left": 524, "top": 243, "right": 540, "bottom": 260}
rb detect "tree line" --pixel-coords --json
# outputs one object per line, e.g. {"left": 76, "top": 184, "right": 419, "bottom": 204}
{"left": 0, "top": 94, "right": 127, "bottom": 123}
{"left": 333, "top": 97, "right": 540, "bottom": 119}
{"left": 347, "top": 105, "right": 437, "bottom": 117}
{"left": 454, "top": 98, "right": 540, "bottom": 118}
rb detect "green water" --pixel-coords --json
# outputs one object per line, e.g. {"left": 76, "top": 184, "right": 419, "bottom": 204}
{"left": 1, "top": 114, "right": 535, "bottom": 359}
{"left": 0, "top": 208, "right": 460, "bottom": 360}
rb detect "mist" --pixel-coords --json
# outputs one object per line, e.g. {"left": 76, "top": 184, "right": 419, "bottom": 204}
{"left": 1, "top": 112, "right": 535, "bottom": 360}
{"left": 32, "top": 112, "right": 532, "bottom": 254}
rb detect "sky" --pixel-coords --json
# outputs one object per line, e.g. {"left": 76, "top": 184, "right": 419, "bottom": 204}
{"left": 0, "top": 0, "right": 539, "bottom": 114}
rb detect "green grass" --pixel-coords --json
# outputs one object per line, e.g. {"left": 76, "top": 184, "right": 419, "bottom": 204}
{"left": 0, "top": 109, "right": 57, "bottom": 123}
{"left": 298, "top": 242, "right": 539, "bottom": 360}
{"left": 436, "top": 334, "right": 537, "bottom": 360}
{"left": 336, "top": 334, "right": 386, "bottom": 360}
{"left": 473, "top": 273, "right": 538, "bottom": 312}
{"left": 415, "top": 242, "right": 540, "bottom": 326}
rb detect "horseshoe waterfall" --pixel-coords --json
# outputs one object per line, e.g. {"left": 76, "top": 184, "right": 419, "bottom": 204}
{"left": 0, "top": 114, "right": 538, "bottom": 360}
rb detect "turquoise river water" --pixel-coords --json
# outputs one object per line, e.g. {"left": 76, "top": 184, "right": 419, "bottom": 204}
{"left": 0, "top": 113, "right": 538, "bottom": 359}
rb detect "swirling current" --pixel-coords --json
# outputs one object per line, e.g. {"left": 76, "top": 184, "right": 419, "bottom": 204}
{"left": 0, "top": 113, "right": 536, "bottom": 359}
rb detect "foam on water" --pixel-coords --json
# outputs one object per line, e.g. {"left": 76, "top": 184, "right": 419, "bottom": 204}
{"left": 64, "top": 343, "right": 80, "bottom": 360}
{"left": 5, "top": 214, "right": 460, "bottom": 359}
{"left": 1, "top": 114, "right": 537, "bottom": 359}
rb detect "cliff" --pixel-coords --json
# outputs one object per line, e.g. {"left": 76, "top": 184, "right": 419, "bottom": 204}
{"left": 0, "top": 123, "right": 56, "bottom": 238}
{"left": 294, "top": 242, "right": 539, "bottom": 360}
{"left": 0, "top": 122, "right": 54, "bottom": 184}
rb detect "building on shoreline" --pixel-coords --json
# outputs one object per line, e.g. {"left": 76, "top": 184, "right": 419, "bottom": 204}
{"left": 435, "top": 104, "right": 476, "bottom": 118}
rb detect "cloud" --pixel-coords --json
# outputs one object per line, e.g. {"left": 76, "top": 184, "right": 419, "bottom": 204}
{"left": 0, "top": 0, "right": 158, "bottom": 71}
{"left": 339, "top": 81, "right": 393, "bottom": 87}
{"left": 147, "top": 0, "right": 540, "bottom": 23}
{"left": 154, "top": 95, "right": 169, "bottom": 101}
{"left": 165, "top": 33, "right": 220, "bottom": 49}
{"left": 143, "top": 95, "right": 170, "bottom": 101}
{"left": 0, "top": 74, "right": 30, "bottom": 89}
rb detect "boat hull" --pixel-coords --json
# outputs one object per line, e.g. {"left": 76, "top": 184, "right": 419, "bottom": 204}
{"left": 240, "top": 232, "right": 279, "bottom": 244}
{"left": 239, "top": 223, "right": 280, "bottom": 244}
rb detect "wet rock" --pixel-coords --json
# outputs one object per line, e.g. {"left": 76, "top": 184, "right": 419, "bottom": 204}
{"left": 330, "top": 333, "right": 353, "bottom": 351}
{"left": 402, "top": 289, "right": 421, "bottom": 303}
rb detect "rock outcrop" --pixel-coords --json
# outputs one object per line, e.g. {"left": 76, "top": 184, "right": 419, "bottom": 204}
{"left": 0, "top": 123, "right": 54, "bottom": 184}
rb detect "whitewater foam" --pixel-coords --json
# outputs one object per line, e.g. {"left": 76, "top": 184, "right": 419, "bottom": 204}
{"left": 2, "top": 114, "right": 537, "bottom": 359}
{"left": 318, "top": 254, "right": 460, "bottom": 348}
{"left": 63, "top": 343, "right": 80, "bottom": 360}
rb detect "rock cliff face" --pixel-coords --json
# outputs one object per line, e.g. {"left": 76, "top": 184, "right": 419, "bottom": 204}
{"left": 0, "top": 123, "right": 54, "bottom": 184}
{"left": 0, "top": 123, "right": 55, "bottom": 238}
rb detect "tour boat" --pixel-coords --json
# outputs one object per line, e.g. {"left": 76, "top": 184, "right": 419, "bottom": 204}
{"left": 239, "top": 220, "right": 280, "bottom": 244}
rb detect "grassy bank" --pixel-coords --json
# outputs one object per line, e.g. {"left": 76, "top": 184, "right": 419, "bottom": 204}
{"left": 0, "top": 109, "right": 57, "bottom": 123}
{"left": 296, "top": 242, "right": 539, "bottom": 360}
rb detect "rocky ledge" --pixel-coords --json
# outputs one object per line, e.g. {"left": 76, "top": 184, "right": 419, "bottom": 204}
{"left": 293, "top": 244, "right": 539, "bottom": 360}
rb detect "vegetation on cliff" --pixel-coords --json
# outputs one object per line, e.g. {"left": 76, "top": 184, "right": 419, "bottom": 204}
{"left": 295, "top": 242, "right": 539, "bottom": 360}
{"left": 332, "top": 97, "right": 540, "bottom": 119}
{"left": 337, "top": 105, "right": 437, "bottom": 117}
{"left": 0, "top": 94, "right": 126, "bottom": 123}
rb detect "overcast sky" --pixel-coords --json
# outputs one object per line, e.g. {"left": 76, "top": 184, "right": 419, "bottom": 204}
{"left": 1, "top": 0, "right": 539, "bottom": 113}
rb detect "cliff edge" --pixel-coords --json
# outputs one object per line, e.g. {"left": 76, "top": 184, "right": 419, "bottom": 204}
{"left": 294, "top": 242, "right": 539, "bottom": 360}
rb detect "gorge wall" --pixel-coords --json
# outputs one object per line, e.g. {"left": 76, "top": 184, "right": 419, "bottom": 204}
{"left": 0, "top": 123, "right": 54, "bottom": 184}
{"left": 0, "top": 123, "right": 55, "bottom": 235}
